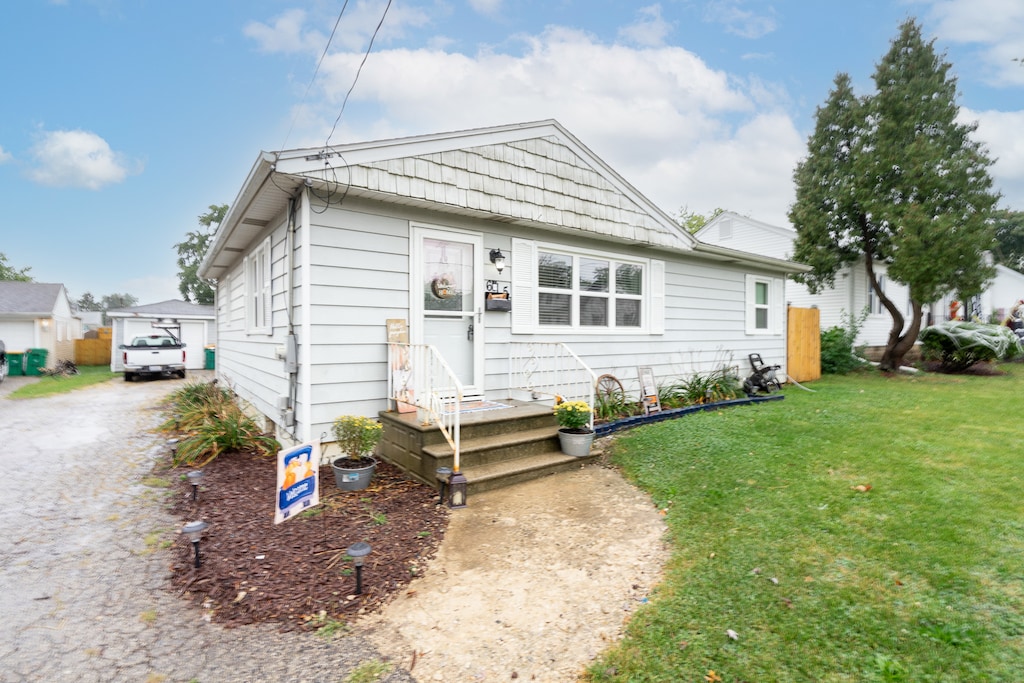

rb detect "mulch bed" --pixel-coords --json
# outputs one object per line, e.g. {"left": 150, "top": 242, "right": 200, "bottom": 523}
{"left": 163, "top": 451, "right": 448, "bottom": 631}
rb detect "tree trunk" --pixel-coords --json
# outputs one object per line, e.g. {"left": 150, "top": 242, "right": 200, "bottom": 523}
{"left": 863, "top": 257, "right": 923, "bottom": 372}
{"left": 880, "top": 302, "right": 924, "bottom": 372}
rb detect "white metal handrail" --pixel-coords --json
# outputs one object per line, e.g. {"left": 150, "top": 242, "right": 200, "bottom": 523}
{"left": 508, "top": 342, "right": 597, "bottom": 429}
{"left": 387, "top": 343, "right": 463, "bottom": 471}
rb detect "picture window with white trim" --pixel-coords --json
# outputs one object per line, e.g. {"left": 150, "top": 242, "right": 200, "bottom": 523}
{"left": 537, "top": 249, "right": 644, "bottom": 330}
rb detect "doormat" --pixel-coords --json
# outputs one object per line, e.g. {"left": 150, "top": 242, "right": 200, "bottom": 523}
{"left": 443, "top": 400, "right": 511, "bottom": 414}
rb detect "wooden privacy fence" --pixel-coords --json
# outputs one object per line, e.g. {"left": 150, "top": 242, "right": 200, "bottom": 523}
{"left": 787, "top": 306, "right": 821, "bottom": 383}
{"left": 75, "top": 338, "right": 112, "bottom": 366}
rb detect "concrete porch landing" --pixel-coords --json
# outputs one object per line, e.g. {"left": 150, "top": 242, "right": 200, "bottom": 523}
{"left": 378, "top": 399, "right": 601, "bottom": 495}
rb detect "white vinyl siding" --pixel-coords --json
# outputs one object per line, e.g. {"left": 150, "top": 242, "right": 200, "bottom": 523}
{"left": 246, "top": 236, "right": 272, "bottom": 334}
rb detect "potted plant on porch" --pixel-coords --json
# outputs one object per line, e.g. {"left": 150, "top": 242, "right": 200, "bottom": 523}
{"left": 553, "top": 400, "right": 594, "bottom": 457}
{"left": 330, "top": 415, "right": 383, "bottom": 491}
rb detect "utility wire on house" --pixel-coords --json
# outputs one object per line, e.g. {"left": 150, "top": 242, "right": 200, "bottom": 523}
{"left": 278, "top": 1, "right": 351, "bottom": 153}
{"left": 323, "top": 0, "right": 393, "bottom": 150}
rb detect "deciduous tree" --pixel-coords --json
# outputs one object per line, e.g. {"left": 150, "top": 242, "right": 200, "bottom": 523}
{"left": 175, "top": 204, "right": 227, "bottom": 305}
{"left": 993, "top": 209, "right": 1024, "bottom": 271}
{"left": 0, "top": 252, "right": 32, "bottom": 281}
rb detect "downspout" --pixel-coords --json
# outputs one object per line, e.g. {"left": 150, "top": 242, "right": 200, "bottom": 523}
{"left": 285, "top": 195, "right": 299, "bottom": 439}
{"left": 300, "top": 185, "right": 313, "bottom": 444}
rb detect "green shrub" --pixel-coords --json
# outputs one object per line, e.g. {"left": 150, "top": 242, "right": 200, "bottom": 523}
{"left": 160, "top": 381, "right": 235, "bottom": 432}
{"left": 919, "top": 321, "right": 1022, "bottom": 372}
{"left": 163, "top": 380, "right": 280, "bottom": 466}
{"left": 173, "top": 401, "right": 279, "bottom": 466}
{"left": 821, "top": 309, "right": 867, "bottom": 374}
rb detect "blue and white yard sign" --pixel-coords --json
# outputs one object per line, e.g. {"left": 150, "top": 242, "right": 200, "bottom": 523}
{"left": 274, "top": 441, "right": 320, "bottom": 525}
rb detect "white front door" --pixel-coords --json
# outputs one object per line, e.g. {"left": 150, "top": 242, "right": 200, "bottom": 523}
{"left": 412, "top": 226, "right": 484, "bottom": 398}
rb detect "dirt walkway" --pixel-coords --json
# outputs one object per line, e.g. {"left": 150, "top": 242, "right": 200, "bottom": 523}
{"left": 363, "top": 459, "right": 669, "bottom": 682}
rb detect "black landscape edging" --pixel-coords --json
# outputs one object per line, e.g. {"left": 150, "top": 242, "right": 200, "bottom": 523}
{"left": 593, "top": 393, "right": 785, "bottom": 437}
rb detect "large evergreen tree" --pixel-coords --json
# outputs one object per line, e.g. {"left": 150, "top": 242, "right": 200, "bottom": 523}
{"left": 175, "top": 204, "right": 227, "bottom": 305}
{"left": 790, "top": 19, "right": 999, "bottom": 371}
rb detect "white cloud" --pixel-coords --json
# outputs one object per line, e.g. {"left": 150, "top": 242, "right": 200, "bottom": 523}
{"left": 468, "top": 0, "right": 503, "bottom": 16}
{"left": 928, "top": 0, "right": 1024, "bottom": 86}
{"left": 0, "top": 145, "right": 12, "bottom": 164}
{"left": 245, "top": 2, "right": 433, "bottom": 55}
{"left": 703, "top": 0, "right": 778, "bottom": 39}
{"left": 963, "top": 107, "right": 1024, "bottom": 209}
{"left": 27, "top": 130, "right": 137, "bottom": 190}
{"left": 618, "top": 5, "right": 673, "bottom": 48}
{"left": 244, "top": 8, "right": 312, "bottom": 54}
{"left": 288, "top": 24, "right": 802, "bottom": 224}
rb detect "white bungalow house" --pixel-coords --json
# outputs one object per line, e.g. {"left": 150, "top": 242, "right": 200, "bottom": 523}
{"left": 0, "top": 281, "right": 82, "bottom": 368}
{"left": 199, "top": 121, "right": 806, "bottom": 487}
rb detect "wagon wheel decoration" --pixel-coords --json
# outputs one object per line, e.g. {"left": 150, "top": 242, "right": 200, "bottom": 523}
{"left": 595, "top": 374, "right": 626, "bottom": 404}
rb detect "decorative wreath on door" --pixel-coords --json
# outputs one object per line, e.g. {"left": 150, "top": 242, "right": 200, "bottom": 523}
{"left": 431, "top": 273, "right": 457, "bottom": 299}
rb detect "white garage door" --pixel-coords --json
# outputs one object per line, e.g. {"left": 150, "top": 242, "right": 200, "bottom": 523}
{"left": 117, "top": 319, "right": 209, "bottom": 371}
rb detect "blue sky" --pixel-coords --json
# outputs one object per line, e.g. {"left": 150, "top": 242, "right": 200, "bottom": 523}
{"left": 1, "top": 0, "right": 1021, "bottom": 304}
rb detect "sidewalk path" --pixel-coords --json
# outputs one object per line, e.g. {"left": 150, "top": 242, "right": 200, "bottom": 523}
{"left": 0, "top": 375, "right": 414, "bottom": 683}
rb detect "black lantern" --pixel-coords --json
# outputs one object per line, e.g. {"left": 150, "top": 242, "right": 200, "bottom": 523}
{"left": 489, "top": 249, "right": 506, "bottom": 274}
{"left": 347, "top": 541, "right": 372, "bottom": 595}
{"left": 182, "top": 520, "right": 209, "bottom": 568}
{"left": 448, "top": 470, "right": 468, "bottom": 508}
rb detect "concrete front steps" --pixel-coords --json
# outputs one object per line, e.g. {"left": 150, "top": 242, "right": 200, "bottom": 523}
{"left": 378, "top": 399, "right": 601, "bottom": 496}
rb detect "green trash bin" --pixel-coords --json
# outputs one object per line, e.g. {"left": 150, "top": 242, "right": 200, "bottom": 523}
{"left": 25, "top": 348, "right": 48, "bottom": 376}
{"left": 7, "top": 351, "right": 24, "bottom": 376}
{"left": 204, "top": 346, "right": 216, "bottom": 370}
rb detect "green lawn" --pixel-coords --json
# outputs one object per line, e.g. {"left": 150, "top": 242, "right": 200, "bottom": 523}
{"left": 589, "top": 365, "right": 1024, "bottom": 683}
{"left": 6, "top": 365, "right": 117, "bottom": 398}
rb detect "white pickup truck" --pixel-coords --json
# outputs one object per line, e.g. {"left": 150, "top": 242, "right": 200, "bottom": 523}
{"left": 120, "top": 334, "right": 187, "bottom": 382}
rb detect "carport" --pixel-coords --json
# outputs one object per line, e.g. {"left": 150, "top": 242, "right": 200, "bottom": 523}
{"left": 107, "top": 300, "right": 215, "bottom": 372}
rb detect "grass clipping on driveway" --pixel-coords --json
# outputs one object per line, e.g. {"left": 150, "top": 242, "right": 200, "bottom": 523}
{"left": 588, "top": 364, "right": 1024, "bottom": 683}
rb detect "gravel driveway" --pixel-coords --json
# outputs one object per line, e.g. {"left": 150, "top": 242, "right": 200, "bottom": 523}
{"left": 0, "top": 375, "right": 413, "bottom": 683}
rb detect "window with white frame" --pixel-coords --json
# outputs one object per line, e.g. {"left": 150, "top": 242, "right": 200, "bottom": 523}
{"left": 537, "top": 249, "right": 644, "bottom": 330}
{"left": 246, "top": 237, "right": 272, "bottom": 334}
{"left": 745, "top": 274, "right": 782, "bottom": 335}
{"left": 868, "top": 275, "right": 886, "bottom": 315}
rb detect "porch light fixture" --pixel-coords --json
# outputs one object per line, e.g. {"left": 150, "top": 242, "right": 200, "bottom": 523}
{"left": 435, "top": 467, "right": 452, "bottom": 507}
{"left": 448, "top": 470, "right": 468, "bottom": 509}
{"left": 187, "top": 469, "right": 204, "bottom": 502}
{"left": 347, "top": 541, "right": 372, "bottom": 595}
{"left": 182, "top": 520, "right": 210, "bottom": 568}
{"left": 40, "top": 319, "right": 50, "bottom": 331}
{"left": 489, "top": 249, "right": 506, "bottom": 274}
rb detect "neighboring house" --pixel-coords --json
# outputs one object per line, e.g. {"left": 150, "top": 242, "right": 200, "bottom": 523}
{"left": 0, "top": 281, "right": 82, "bottom": 367}
{"left": 934, "top": 263, "right": 1024, "bottom": 325}
{"left": 699, "top": 212, "right": 1024, "bottom": 348}
{"left": 107, "top": 300, "right": 216, "bottom": 371}
{"left": 699, "top": 212, "right": 921, "bottom": 348}
{"left": 76, "top": 310, "right": 105, "bottom": 334}
{"left": 199, "top": 120, "right": 806, "bottom": 447}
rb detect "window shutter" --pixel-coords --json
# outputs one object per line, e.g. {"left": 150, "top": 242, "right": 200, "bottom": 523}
{"left": 510, "top": 238, "right": 536, "bottom": 334}
{"left": 772, "top": 277, "right": 784, "bottom": 335}
{"left": 650, "top": 259, "right": 665, "bottom": 335}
